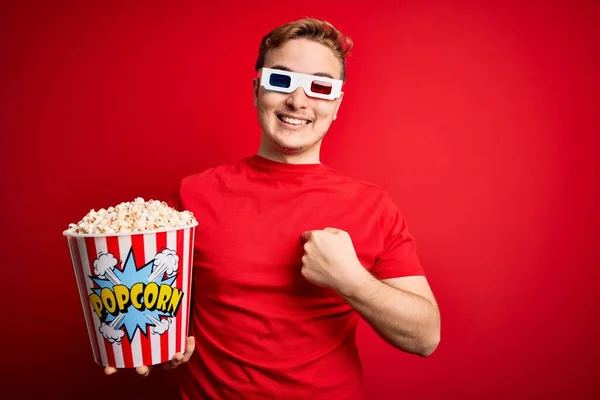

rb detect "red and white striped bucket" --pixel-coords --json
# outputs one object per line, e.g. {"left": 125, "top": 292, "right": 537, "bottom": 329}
{"left": 64, "top": 224, "right": 197, "bottom": 368}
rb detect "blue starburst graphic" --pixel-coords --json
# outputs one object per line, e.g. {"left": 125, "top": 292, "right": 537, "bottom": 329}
{"left": 90, "top": 247, "right": 178, "bottom": 342}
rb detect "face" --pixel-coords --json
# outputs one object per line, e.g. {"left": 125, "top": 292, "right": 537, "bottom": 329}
{"left": 253, "top": 38, "right": 344, "bottom": 157}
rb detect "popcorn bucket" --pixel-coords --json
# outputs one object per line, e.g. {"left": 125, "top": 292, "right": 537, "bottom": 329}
{"left": 64, "top": 224, "right": 197, "bottom": 368}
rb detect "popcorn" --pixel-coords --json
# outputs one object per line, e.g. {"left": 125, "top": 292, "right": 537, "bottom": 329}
{"left": 66, "top": 197, "right": 196, "bottom": 234}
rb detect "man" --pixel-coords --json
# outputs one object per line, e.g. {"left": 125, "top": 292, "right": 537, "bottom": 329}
{"left": 107, "top": 17, "right": 440, "bottom": 399}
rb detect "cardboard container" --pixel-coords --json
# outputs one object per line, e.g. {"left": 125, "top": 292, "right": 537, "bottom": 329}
{"left": 64, "top": 224, "right": 197, "bottom": 368}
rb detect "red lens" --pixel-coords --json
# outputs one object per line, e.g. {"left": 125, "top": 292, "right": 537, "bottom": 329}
{"left": 310, "top": 80, "right": 333, "bottom": 95}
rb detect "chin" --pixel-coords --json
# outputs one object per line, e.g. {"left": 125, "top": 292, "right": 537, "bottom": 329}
{"left": 262, "top": 127, "right": 324, "bottom": 155}
{"left": 273, "top": 141, "right": 307, "bottom": 154}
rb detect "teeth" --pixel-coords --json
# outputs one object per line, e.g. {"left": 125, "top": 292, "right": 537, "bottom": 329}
{"left": 281, "top": 115, "right": 308, "bottom": 125}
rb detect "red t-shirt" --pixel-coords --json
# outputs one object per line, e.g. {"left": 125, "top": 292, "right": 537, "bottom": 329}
{"left": 173, "top": 155, "right": 425, "bottom": 400}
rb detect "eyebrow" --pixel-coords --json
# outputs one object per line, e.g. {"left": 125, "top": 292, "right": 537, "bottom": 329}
{"left": 269, "top": 64, "right": 337, "bottom": 80}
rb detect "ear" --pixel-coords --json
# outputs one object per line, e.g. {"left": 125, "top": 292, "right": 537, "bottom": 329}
{"left": 333, "top": 91, "right": 344, "bottom": 121}
{"left": 253, "top": 78, "right": 259, "bottom": 108}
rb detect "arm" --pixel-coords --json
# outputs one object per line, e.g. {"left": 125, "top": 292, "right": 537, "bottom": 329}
{"left": 339, "top": 271, "right": 440, "bottom": 356}
{"left": 301, "top": 228, "right": 440, "bottom": 357}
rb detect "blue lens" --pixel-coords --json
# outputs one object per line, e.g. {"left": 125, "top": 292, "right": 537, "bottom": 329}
{"left": 269, "top": 73, "right": 291, "bottom": 88}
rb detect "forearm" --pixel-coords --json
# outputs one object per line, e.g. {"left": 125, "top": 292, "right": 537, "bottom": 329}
{"left": 339, "top": 270, "right": 440, "bottom": 357}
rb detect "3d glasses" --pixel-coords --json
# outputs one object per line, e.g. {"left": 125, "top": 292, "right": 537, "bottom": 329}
{"left": 259, "top": 67, "right": 343, "bottom": 100}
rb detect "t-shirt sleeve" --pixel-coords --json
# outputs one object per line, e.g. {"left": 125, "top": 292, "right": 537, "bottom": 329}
{"left": 167, "top": 181, "right": 183, "bottom": 211}
{"left": 370, "top": 193, "right": 425, "bottom": 280}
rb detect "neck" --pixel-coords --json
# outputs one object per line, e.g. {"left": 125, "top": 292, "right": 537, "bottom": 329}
{"left": 257, "top": 139, "right": 322, "bottom": 165}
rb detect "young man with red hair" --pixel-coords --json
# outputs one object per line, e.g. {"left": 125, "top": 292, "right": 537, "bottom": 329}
{"left": 107, "top": 18, "right": 440, "bottom": 400}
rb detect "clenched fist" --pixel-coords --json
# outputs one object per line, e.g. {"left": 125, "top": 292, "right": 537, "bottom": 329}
{"left": 300, "top": 227, "right": 368, "bottom": 295}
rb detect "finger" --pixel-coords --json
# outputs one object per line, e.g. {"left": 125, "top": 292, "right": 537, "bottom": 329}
{"left": 104, "top": 366, "right": 118, "bottom": 375}
{"left": 136, "top": 365, "right": 150, "bottom": 377}
{"left": 182, "top": 336, "right": 195, "bottom": 362}
{"left": 165, "top": 352, "right": 184, "bottom": 370}
{"left": 323, "top": 227, "right": 343, "bottom": 235}
{"left": 301, "top": 255, "right": 316, "bottom": 269}
{"left": 300, "top": 266, "right": 310, "bottom": 279}
{"left": 166, "top": 336, "right": 195, "bottom": 370}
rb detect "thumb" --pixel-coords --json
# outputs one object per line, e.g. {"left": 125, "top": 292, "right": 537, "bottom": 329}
{"left": 323, "top": 227, "right": 343, "bottom": 235}
{"left": 301, "top": 230, "right": 314, "bottom": 242}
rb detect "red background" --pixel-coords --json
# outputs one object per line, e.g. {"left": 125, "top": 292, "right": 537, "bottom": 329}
{"left": 1, "top": 1, "right": 599, "bottom": 398}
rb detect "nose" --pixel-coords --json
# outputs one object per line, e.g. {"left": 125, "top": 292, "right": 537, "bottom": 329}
{"left": 285, "top": 87, "right": 309, "bottom": 110}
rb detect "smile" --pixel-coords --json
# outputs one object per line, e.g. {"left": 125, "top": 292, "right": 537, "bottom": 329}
{"left": 277, "top": 114, "right": 311, "bottom": 126}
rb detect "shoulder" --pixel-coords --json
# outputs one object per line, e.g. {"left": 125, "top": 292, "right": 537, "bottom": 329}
{"left": 325, "top": 166, "right": 392, "bottom": 200}
{"left": 325, "top": 167, "right": 404, "bottom": 221}
{"left": 179, "top": 158, "right": 246, "bottom": 192}
{"left": 355, "top": 179, "right": 400, "bottom": 218}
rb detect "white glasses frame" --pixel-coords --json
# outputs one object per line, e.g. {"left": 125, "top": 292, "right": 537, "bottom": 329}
{"left": 259, "top": 67, "right": 343, "bottom": 100}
